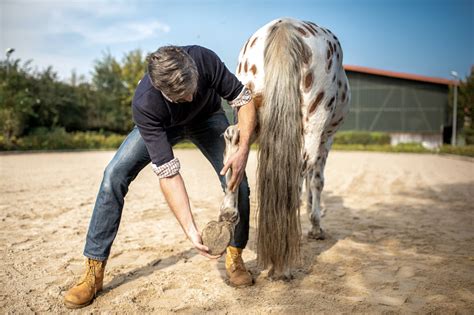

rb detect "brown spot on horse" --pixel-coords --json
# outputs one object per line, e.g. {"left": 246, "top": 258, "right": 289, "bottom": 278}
{"left": 250, "top": 64, "right": 257, "bottom": 76}
{"left": 246, "top": 81, "right": 255, "bottom": 92}
{"left": 327, "top": 59, "right": 333, "bottom": 72}
{"left": 250, "top": 37, "right": 258, "bottom": 48}
{"left": 243, "top": 38, "right": 250, "bottom": 55}
{"left": 253, "top": 93, "right": 264, "bottom": 109}
{"left": 326, "top": 96, "right": 336, "bottom": 109}
{"left": 308, "top": 91, "right": 325, "bottom": 116}
{"left": 304, "top": 71, "right": 313, "bottom": 92}
{"left": 297, "top": 27, "right": 308, "bottom": 37}
{"left": 302, "top": 24, "right": 315, "bottom": 36}
{"left": 329, "top": 42, "right": 334, "bottom": 55}
{"left": 326, "top": 48, "right": 332, "bottom": 60}
{"left": 301, "top": 41, "right": 313, "bottom": 65}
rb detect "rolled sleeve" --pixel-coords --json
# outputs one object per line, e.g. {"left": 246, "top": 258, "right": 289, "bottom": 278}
{"left": 228, "top": 86, "right": 252, "bottom": 108}
{"left": 151, "top": 157, "right": 180, "bottom": 178}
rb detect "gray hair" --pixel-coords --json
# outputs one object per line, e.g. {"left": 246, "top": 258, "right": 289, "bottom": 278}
{"left": 146, "top": 46, "right": 199, "bottom": 101}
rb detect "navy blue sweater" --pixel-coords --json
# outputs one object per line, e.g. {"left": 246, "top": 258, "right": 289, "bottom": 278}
{"left": 132, "top": 45, "right": 243, "bottom": 168}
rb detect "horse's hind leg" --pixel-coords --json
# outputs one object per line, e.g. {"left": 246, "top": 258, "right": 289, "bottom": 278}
{"left": 201, "top": 125, "right": 240, "bottom": 255}
{"left": 219, "top": 125, "right": 240, "bottom": 225}
{"left": 306, "top": 140, "right": 329, "bottom": 240}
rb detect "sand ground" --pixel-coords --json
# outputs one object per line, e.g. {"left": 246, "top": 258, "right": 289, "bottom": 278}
{"left": 1, "top": 150, "right": 473, "bottom": 314}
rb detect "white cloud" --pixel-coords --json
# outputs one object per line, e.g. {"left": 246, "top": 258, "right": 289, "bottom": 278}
{"left": 1, "top": 0, "right": 171, "bottom": 78}
{"left": 54, "top": 19, "right": 171, "bottom": 45}
{"left": 44, "top": 3, "right": 171, "bottom": 45}
{"left": 81, "top": 20, "right": 170, "bottom": 45}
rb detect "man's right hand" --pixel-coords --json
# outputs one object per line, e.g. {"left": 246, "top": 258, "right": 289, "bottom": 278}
{"left": 188, "top": 229, "right": 222, "bottom": 259}
{"left": 159, "top": 174, "right": 221, "bottom": 260}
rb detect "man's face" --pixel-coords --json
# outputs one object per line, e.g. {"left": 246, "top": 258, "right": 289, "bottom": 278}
{"left": 162, "top": 90, "right": 194, "bottom": 104}
{"left": 175, "top": 93, "right": 193, "bottom": 103}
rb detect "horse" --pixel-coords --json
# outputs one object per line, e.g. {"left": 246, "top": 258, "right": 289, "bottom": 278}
{"left": 217, "top": 17, "right": 351, "bottom": 279}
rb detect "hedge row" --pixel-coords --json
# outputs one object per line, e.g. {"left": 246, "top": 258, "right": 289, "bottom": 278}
{"left": 1, "top": 129, "right": 473, "bottom": 157}
{"left": 438, "top": 145, "right": 474, "bottom": 157}
{"left": 332, "top": 143, "right": 474, "bottom": 157}
{"left": 0, "top": 128, "right": 126, "bottom": 151}
{"left": 333, "top": 131, "right": 391, "bottom": 145}
{"left": 0, "top": 128, "right": 199, "bottom": 151}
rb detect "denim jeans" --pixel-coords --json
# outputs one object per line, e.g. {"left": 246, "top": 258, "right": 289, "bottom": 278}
{"left": 83, "top": 111, "right": 250, "bottom": 261}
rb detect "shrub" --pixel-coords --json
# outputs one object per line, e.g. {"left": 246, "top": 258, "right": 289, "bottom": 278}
{"left": 332, "top": 143, "right": 429, "bottom": 153}
{"left": 0, "top": 128, "right": 126, "bottom": 151}
{"left": 464, "top": 128, "right": 474, "bottom": 145}
{"left": 439, "top": 145, "right": 474, "bottom": 157}
{"left": 333, "top": 131, "right": 391, "bottom": 145}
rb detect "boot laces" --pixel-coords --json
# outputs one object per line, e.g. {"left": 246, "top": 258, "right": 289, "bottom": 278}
{"left": 229, "top": 253, "right": 246, "bottom": 272}
{"left": 77, "top": 260, "right": 97, "bottom": 288}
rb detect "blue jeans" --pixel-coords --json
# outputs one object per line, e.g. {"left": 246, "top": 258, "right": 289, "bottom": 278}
{"left": 83, "top": 111, "right": 250, "bottom": 261}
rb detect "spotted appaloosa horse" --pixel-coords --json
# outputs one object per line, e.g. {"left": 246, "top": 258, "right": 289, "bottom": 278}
{"left": 220, "top": 17, "right": 350, "bottom": 278}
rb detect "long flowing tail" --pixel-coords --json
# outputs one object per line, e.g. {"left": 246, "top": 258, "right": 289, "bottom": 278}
{"left": 257, "top": 21, "right": 305, "bottom": 272}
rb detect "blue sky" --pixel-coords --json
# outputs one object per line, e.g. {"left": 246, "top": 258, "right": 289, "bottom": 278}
{"left": 1, "top": 0, "right": 472, "bottom": 81}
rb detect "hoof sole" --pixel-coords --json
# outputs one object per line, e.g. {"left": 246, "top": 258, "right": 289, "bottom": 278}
{"left": 202, "top": 221, "right": 232, "bottom": 255}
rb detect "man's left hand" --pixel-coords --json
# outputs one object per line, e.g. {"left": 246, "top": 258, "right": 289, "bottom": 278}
{"left": 220, "top": 148, "right": 249, "bottom": 192}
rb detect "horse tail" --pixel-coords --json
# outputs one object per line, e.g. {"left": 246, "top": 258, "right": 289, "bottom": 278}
{"left": 257, "top": 21, "right": 305, "bottom": 272}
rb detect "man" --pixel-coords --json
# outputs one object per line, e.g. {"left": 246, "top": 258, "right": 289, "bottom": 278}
{"left": 64, "top": 45, "right": 256, "bottom": 309}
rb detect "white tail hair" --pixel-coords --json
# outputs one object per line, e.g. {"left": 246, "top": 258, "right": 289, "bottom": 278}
{"left": 256, "top": 21, "right": 305, "bottom": 272}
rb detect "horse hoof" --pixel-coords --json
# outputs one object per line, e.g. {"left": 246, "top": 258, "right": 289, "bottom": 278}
{"left": 308, "top": 228, "right": 325, "bottom": 240}
{"left": 267, "top": 268, "right": 293, "bottom": 282}
{"left": 202, "top": 221, "right": 233, "bottom": 255}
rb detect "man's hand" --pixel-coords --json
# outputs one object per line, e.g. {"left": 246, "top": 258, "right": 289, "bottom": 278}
{"left": 219, "top": 97, "right": 256, "bottom": 192}
{"left": 220, "top": 147, "right": 249, "bottom": 192}
{"left": 188, "top": 228, "right": 222, "bottom": 259}
{"left": 159, "top": 174, "right": 221, "bottom": 259}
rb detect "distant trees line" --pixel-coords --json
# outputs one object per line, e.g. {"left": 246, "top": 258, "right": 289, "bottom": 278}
{"left": 1, "top": 50, "right": 472, "bottom": 149}
{"left": 0, "top": 49, "right": 146, "bottom": 146}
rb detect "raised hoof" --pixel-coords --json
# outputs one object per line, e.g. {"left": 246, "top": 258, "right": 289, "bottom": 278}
{"left": 308, "top": 227, "right": 325, "bottom": 240}
{"left": 202, "top": 221, "right": 233, "bottom": 255}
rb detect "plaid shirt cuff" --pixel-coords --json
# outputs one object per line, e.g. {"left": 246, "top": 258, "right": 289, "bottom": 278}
{"left": 151, "top": 158, "right": 180, "bottom": 178}
{"left": 228, "top": 87, "right": 252, "bottom": 108}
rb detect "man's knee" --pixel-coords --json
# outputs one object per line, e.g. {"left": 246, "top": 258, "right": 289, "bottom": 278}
{"left": 102, "top": 162, "right": 129, "bottom": 192}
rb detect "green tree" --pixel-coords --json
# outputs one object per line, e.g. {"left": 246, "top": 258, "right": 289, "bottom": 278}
{"left": 89, "top": 49, "right": 146, "bottom": 133}
{"left": 449, "top": 67, "right": 474, "bottom": 144}
{"left": 0, "top": 59, "right": 36, "bottom": 145}
{"left": 90, "top": 51, "right": 127, "bottom": 133}
{"left": 121, "top": 49, "right": 147, "bottom": 131}
{"left": 22, "top": 66, "right": 90, "bottom": 133}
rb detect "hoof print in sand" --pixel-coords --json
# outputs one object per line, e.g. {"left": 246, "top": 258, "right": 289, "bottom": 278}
{"left": 202, "top": 220, "right": 232, "bottom": 255}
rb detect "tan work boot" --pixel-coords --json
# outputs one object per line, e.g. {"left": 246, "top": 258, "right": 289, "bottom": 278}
{"left": 64, "top": 258, "right": 107, "bottom": 309}
{"left": 225, "top": 246, "right": 254, "bottom": 287}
